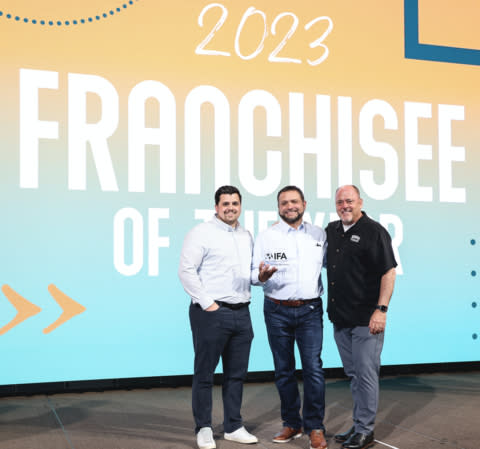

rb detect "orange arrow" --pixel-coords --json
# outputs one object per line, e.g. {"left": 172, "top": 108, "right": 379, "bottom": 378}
{"left": 43, "top": 284, "right": 86, "bottom": 334}
{"left": 0, "top": 285, "right": 42, "bottom": 335}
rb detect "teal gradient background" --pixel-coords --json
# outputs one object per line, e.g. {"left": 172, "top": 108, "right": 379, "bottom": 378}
{"left": 0, "top": 0, "right": 478, "bottom": 385}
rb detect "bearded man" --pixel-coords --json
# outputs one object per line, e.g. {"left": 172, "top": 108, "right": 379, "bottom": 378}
{"left": 252, "top": 185, "right": 328, "bottom": 449}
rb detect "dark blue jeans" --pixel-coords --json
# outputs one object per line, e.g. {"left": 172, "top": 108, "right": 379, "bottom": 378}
{"left": 189, "top": 303, "right": 253, "bottom": 434}
{"left": 264, "top": 298, "right": 325, "bottom": 434}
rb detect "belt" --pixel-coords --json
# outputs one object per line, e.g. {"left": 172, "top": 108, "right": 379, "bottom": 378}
{"left": 215, "top": 301, "right": 250, "bottom": 310}
{"left": 266, "top": 296, "right": 320, "bottom": 307}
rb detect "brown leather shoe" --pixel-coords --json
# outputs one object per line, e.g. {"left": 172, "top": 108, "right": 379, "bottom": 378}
{"left": 309, "top": 429, "right": 328, "bottom": 449}
{"left": 272, "top": 426, "right": 303, "bottom": 443}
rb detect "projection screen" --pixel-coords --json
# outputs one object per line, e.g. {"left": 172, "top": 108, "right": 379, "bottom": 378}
{"left": 0, "top": 0, "right": 478, "bottom": 385}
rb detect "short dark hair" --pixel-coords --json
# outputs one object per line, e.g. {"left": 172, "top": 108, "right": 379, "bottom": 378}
{"left": 215, "top": 185, "right": 242, "bottom": 205}
{"left": 277, "top": 185, "right": 305, "bottom": 203}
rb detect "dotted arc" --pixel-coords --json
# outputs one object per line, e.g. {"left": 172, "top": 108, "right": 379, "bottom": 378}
{"left": 0, "top": 0, "right": 139, "bottom": 26}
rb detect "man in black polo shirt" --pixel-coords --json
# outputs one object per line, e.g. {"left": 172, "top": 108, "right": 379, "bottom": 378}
{"left": 326, "top": 185, "right": 397, "bottom": 449}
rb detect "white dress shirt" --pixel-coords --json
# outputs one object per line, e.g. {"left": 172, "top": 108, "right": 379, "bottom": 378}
{"left": 178, "top": 215, "right": 253, "bottom": 310}
{"left": 251, "top": 219, "right": 326, "bottom": 300}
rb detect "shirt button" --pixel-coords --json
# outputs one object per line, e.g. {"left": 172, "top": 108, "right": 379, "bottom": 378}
{"left": 330, "top": 281, "right": 335, "bottom": 286}
{"left": 332, "top": 265, "right": 336, "bottom": 269}
{"left": 331, "top": 298, "right": 335, "bottom": 302}
{"left": 336, "top": 249, "right": 340, "bottom": 253}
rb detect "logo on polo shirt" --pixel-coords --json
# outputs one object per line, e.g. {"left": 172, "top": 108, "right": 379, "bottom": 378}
{"left": 265, "top": 252, "right": 287, "bottom": 261}
{"left": 350, "top": 235, "right": 360, "bottom": 243}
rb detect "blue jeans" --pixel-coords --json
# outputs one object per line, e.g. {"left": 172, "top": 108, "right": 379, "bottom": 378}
{"left": 334, "top": 325, "right": 384, "bottom": 433}
{"left": 264, "top": 298, "right": 325, "bottom": 434}
{"left": 189, "top": 303, "right": 253, "bottom": 434}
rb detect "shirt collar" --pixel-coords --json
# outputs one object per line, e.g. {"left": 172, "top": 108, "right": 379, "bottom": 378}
{"left": 335, "top": 211, "right": 367, "bottom": 232}
{"left": 212, "top": 214, "right": 241, "bottom": 232}
{"left": 278, "top": 219, "right": 306, "bottom": 233}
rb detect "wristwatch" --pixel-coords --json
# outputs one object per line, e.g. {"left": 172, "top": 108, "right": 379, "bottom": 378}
{"left": 375, "top": 305, "right": 388, "bottom": 312}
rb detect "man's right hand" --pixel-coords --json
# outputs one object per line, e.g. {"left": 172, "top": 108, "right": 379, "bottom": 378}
{"left": 205, "top": 302, "right": 220, "bottom": 312}
{"left": 258, "top": 261, "right": 278, "bottom": 283}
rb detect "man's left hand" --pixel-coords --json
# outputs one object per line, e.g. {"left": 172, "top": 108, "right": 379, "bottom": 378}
{"left": 369, "top": 309, "right": 386, "bottom": 334}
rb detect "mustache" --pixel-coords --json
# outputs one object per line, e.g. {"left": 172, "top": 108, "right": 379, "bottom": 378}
{"left": 280, "top": 210, "right": 304, "bottom": 224}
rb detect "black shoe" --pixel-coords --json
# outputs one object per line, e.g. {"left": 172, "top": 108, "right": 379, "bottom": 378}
{"left": 342, "top": 431, "right": 374, "bottom": 449}
{"left": 335, "top": 426, "right": 355, "bottom": 442}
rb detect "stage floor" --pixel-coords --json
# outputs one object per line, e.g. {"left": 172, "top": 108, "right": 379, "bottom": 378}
{"left": 0, "top": 371, "right": 478, "bottom": 449}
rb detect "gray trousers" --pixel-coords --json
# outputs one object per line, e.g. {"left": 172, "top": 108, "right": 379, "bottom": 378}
{"left": 334, "top": 325, "right": 384, "bottom": 434}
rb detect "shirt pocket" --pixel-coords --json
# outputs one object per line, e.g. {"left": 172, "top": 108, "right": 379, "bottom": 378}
{"left": 299, "top": 241, "right": 324, "bottom": 281}
{"left": 307, "top": 240, "right": 325, "bottom": 263}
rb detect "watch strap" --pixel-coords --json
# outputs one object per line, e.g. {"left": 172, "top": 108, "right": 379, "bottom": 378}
{"left": 375, "top": 305, "right": 388, "bottom": 312}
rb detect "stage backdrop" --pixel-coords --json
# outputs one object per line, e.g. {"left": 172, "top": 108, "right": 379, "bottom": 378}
{"left": 0, "top": 0, "right": 478, "bottom": 385}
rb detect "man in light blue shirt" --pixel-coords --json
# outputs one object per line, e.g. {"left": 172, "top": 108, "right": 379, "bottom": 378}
{"left": 179, "top": 185, "right": 257, "bottom": 449}
{"left": 252, "top": 185, "right": 328, "bottom": 449}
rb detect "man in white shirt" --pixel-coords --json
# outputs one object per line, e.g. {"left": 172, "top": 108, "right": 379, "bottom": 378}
{"left": 179, "top": 185, "right": 258, "bottom": 449}
{"left": 252, "top": 186, "right": 328, "bottom": 449}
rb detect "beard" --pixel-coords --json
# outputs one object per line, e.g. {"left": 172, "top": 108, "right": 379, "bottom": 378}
{"left": 280, "top": 210, "right": 304, "bottom": 225}
{"left": 340, "top": 212, "right": 353, "bottom": 225}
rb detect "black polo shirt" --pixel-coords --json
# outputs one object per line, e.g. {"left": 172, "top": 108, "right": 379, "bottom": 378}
{"left": 325, "top": 211, "right": 397, "bottom": 328}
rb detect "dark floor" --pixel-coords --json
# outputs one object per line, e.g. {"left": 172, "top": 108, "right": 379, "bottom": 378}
{"left": 0, "top": 371, "right": 478, "bottom": 449}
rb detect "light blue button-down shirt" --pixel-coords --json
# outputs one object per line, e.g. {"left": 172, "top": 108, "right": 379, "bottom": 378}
{"left": 251, "top": 219, "right": 326, "bottom": 300}
{"left": 178, "top": 215, "right": 253, "bottom": 310}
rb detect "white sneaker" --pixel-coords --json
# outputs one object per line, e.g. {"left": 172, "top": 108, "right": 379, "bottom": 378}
{"left": 197, "top": 427, "right": 216, "bottom": 449}
{"left": 224, "top": 426, "right": 258, "bottom": 444}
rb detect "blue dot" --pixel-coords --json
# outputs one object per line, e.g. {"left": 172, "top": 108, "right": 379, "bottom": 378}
{"left": 40, "top": 20, "right": 45, "bottom": 25}
{"left": 129, "top": 0, "right": 133, "bottom": 4}
{"left": 81, "top": 18, "right": 85, "bottom": 23}
{"left": 88, "top": 17, "right": 93, "bottom": 22}
{"left": 473, "top": 333, "right": 478, "bottom": 340}
{"left": 110, "top": 10, "right": 114, "bottom": 15}
{"left": 473, "top": 302, "right": 477, "bottom": 308}
{"left": 103, "top": 13, "right": 107, "bottom": 18}
{"left": 6, "top": 13, "right": 11, "bottom": 19}
{"left": 49, "top": 21, "right": 53, "bottom": 26}
{"left": 15, "top": 16, "right": 20, "bottom": 21}
{"left": 57, "top": 21, "right": 62, "bottom": 25}
{"left": 0, "top": 12, "right": 3, "bottom": 17}
{"left": 24, "top": 17, "right": 28, "bottom": 23}
{"left": 65, "top": 21, "right": 70, "bottom": 25}
{"left": 472, "top": 271, "right": 477, "bottom": 277}
{"left": 471, "top": 239, "right": 477, "bottom": 245}
{"left": 123, "top": 4, "right": 127, "bottom": 8}
{"left": 32, "top": 19, "right": 37, "bottom": 24}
